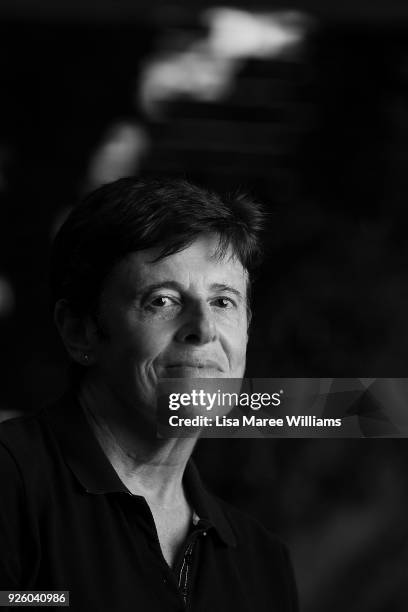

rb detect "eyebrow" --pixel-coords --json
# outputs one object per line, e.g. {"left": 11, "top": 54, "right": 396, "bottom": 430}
{"left": 136, "top": 281, "right": 244, "bottom": 301}
{"left": 210, "top": 283, "right": 244, "bottom": 301}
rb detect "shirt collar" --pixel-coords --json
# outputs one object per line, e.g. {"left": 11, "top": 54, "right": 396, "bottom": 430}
{"left": 45, "top": 391, "right": 236, "bottom": 547}
{"left": 183, "top": 461, "right": 236, "bottom": 547}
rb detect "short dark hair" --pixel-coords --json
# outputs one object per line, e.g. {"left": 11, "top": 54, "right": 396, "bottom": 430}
{"left": 50, "top": 177, "right": 265, "bottom": 318}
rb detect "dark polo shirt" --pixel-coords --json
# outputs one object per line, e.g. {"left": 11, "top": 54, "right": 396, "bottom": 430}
{"left": 0, "top": 393, "right": 298, "bottom": 611}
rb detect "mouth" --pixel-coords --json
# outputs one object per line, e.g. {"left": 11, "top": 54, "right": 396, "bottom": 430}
{"left": 167, "top": 360, "right": 222, "bottom": 369}
{"left": 163, "top": 361, "right": 224, "bottom": 376}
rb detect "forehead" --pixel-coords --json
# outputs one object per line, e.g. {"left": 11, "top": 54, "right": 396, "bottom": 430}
{"left": 105, "top": 234, "right": 248, "bottom": 297}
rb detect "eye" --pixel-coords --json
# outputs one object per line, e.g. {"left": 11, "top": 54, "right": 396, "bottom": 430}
{"left": 149, "top": 295, "right": 179, "bottom": 308}
{"left": 212, "top": 297, "right": 235, "bottom": 309}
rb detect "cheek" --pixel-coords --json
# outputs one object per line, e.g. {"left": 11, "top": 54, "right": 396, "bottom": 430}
{"left": 117, "top": 317, "right": 174, "bottom": 366}
{"left": 220, "top": 317, "right": 248, "bottom": 363}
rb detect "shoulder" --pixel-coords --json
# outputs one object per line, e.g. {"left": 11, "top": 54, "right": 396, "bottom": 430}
{"left": 0, "top": 410, "right": 50, "bottom": 469}
{"left": 0, "top": 410, "right": 47, "bottom": 443}
{"left": 0, "top": 407, "right": 60, "bottom": 502}
{"left": 0, "top": 414, "right": 53, "bottom": 588}
{"left": 0, "top": 432, "right": 25, "bottom": 498}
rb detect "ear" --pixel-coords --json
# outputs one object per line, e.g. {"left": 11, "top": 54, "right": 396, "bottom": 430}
{"left": 54, "top": 299, "right": 96, "bottom": 366}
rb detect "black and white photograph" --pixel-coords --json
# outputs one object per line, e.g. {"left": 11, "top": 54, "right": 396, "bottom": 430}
{"left": 1, "top": 0, "right": 408, "bottom": 610}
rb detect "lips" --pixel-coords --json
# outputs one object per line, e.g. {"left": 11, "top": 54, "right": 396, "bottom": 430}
{"left": 166, "top": 361, "right": 222, "bottom": 371}
{"left": 161, "top": 357, "right": 225, "bottom": 377}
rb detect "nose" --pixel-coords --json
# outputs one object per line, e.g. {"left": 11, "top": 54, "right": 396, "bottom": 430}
{"left": 175, "top": 302, "right": 217, "bottom": 345}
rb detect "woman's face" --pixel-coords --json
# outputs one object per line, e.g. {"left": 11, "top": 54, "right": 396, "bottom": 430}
{"left": 87, "top": 233, "right": 249, "bottom": 420}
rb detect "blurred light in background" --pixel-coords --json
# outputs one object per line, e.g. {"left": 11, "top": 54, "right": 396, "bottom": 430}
{"left": 203, "top": 8, "right": 308, "bottom": 59}
{"left": 86, "top": 121, "right": 150, "bottom": 189}
{"left": 139, "top": 43, "right": 235, "bottom": 116}
{"left": 139, "top": 7, "right": 311, "bottom": 117}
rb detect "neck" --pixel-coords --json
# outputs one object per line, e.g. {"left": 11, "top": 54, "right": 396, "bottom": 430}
{"left": 77, "top": 376, "right": 198, "bottom": 506}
